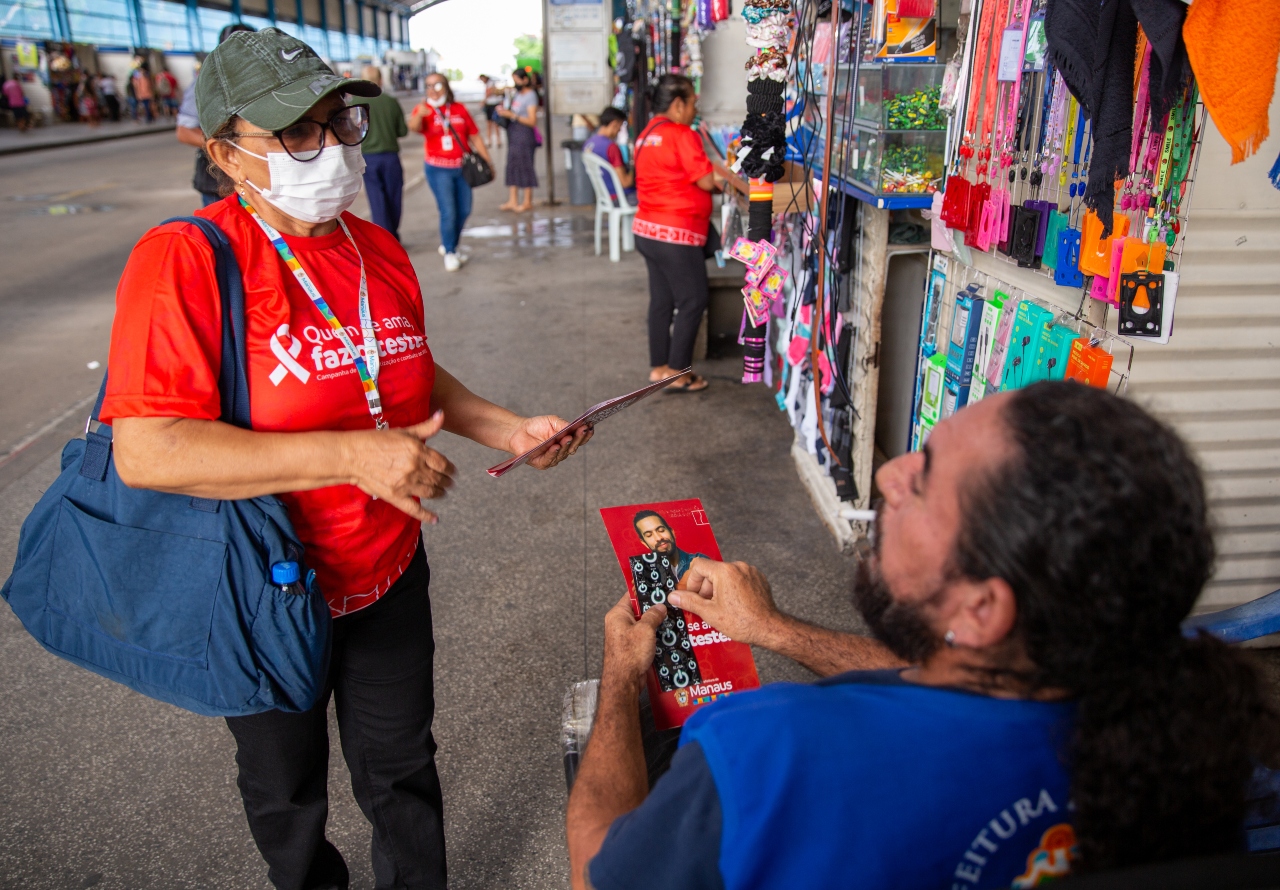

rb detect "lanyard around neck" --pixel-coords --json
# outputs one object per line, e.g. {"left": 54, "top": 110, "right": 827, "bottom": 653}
{"left": 238, "top": 196, "right": 386, "bottom": 429}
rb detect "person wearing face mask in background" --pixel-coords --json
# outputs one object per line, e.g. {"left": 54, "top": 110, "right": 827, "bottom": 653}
{"left": 100, "top": 29, "right": 592, "bottom": 889}
{"left": 408, "top": 73, "right": 493, "bottom": 271}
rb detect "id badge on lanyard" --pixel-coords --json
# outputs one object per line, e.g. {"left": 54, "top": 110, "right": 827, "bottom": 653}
{"left": 436, "top": 106, "right": 453, "bottom": 151}
{"left": 238, "top": 195, "right": 388, "bottom": 429}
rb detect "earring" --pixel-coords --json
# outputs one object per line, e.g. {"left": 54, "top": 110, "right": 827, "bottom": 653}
{"left": 944, "top": 630, "right": 956, "bottom": 647}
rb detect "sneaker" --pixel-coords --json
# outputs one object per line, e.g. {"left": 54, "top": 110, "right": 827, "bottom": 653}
{"left": 438, "top": 244, "right": 447, "bottom": 256}
{"left": 444, "top": 252, "right": 466, "bottom": 272}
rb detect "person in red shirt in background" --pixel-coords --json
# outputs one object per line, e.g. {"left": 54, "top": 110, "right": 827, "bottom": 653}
{"left": 632, "top": 75, "right": 743, "bottom": 393}
{"left": 103, "top": 29, "right": 588, "bottom": 890}
{"left": 408, "top": 72, "right": 493, "bottom": 272}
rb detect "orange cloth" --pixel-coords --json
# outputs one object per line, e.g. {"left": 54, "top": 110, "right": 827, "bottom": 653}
{"left": 1184, "top": 0, "right": 1280, "bottom": 163}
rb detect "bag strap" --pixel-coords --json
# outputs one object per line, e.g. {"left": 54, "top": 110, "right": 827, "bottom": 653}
{"left": 634, "top": 118, "right": 673, "bottom": 169}
{"left": 438, "top": 104, "right": 478, "bottom": 161}
{"left": 82, "top": 216, "right": 247, "bottom": 507}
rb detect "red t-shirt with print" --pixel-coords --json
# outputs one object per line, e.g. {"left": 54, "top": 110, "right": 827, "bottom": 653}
{"left": 414, "top": 101, "right": 478, "bottom": 168}
{"left": 632, "top": 118, "right": 713, "bottom": 246}
{"left": 101, "top": 196, "right": 436, "bottom": 618}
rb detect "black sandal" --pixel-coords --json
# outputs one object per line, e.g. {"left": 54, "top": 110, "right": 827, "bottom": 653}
{"left": 665, "top": 374, "right": 710, "bottom": 393}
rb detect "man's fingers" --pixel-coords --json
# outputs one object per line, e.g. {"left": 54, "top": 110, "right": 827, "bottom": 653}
{"left": 638, "top": 603, "right": 667, "bottom": 630}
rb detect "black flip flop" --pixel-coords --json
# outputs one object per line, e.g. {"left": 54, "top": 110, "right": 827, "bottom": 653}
{"left": 665, "top": 374, "right": 710, "bottom": 394}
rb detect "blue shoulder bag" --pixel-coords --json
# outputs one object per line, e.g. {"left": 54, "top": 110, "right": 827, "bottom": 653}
{"left": 1, "top": 216, "right": 331, "bottom": 717}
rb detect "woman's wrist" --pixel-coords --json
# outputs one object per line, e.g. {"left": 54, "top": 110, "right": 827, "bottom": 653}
{"left": 502, "top": 415, "right": 530, "bottom": 455}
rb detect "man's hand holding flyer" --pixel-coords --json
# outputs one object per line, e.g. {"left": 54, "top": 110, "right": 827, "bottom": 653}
{"left": 600, "top": 499, "right": 760, "bottom": 730}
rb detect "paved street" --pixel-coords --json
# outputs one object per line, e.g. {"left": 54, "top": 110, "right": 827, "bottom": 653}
{"left": 0, "top": 121, "right": 865, "bottom": 888}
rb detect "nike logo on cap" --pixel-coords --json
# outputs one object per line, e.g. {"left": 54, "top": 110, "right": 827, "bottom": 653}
{"left": 280, "top": 48, "right": 303, "bottom": 61}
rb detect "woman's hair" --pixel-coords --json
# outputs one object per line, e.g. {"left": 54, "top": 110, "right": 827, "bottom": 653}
{"left": 512, "top": 69, "right": 531, "bottom": 87}
{"left": 209, "top": 115, "right": 241, "bottom": 197}
{"left": 952, "top": 381, "right": 1280, "bottom": 871}
{"left": 426, "top": 73, "right": 454, "bottom": 105}
{"left": 648, "top": 73, "right": 695, "bottom": 114}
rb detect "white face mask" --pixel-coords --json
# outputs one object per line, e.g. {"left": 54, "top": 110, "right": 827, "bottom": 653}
{"left": 426, "top": 95, "right": 446, "bottom": 107}
{"left": 232, "top": 142, "right": 366, "bottom": 224}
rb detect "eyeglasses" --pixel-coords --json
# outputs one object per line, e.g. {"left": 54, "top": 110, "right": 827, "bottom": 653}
{"left": 427, "top": 82, "right": 447, "bottom": 92}
{"left": 230, "top": 104, "right": 369, "bottom": 162}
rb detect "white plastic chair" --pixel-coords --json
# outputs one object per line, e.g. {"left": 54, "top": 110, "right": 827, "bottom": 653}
{"left": 581, "top": 151, "right": 637, "bottom": 262}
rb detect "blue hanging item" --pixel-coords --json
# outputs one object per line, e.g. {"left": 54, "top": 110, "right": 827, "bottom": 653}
{"left": 1269, "top": 149, "right": 1280, "bottom": 190}
{"left": 1053, "top": 226, "right": 1084, "bottom": 287}
{"left": 1, "top": 216, "right": 331, "bottom": 717}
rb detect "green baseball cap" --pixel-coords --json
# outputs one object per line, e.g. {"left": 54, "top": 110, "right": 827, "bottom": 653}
{"left": 196, "top": 28, "right": 380, "bottom": 136}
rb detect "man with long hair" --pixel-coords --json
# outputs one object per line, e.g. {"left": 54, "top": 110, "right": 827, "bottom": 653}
{"left": 567, "top": 381, "right": 1280, "bottom": 889}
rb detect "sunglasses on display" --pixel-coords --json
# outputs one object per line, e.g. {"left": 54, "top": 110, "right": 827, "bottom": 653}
{"left": 229, "top": 104, "right": 370, "bottom": 162}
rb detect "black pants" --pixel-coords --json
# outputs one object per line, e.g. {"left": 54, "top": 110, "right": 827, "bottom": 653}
{"left": 225, "top": 543, "right": 445, "bottom": 890}
{"left": 635, "top": 235, "right": 709, "bottom": 370}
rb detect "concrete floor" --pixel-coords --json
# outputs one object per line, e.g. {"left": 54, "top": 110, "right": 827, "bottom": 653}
{"left": 0, "top": 123, "right": 864, "bottom": 889}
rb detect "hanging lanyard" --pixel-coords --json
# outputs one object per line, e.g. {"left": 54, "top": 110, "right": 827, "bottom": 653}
{"left": 238, "top": 196, "right": 387, "bottom": 429}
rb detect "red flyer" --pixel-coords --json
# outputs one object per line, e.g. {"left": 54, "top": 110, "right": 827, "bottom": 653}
{"left": 599, "top": 499, "right": 761, "bottom": 730}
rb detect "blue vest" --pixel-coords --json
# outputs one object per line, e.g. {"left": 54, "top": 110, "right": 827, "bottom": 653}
{"left": 592, "top": 671, "right": 1077, "bottom": 890}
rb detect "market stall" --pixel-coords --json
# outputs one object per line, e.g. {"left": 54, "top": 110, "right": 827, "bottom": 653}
{"left": 711, "top": 0, "right": 1280, "bottom": 614}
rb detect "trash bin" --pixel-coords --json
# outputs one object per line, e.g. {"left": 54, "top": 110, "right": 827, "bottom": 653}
{"left": 562, "top": 139, "right": 595, "bottom": 206}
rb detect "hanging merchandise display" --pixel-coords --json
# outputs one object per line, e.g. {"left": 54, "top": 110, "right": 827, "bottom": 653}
{"left": 729, "top": 0, "right": 797, "bottom": 384}
{"left": 903, "top": 0, "right": 1224, "bottom": 455}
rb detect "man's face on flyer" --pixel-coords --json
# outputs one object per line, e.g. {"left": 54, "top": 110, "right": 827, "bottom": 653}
{"left": 636, "top": 516, "right": 677, "bottom": 555}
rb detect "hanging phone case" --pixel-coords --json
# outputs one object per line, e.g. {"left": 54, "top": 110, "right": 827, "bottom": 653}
{"left": 940, "top": 175, "right": 973, "bottom": 228}
{"left": 1025, "top": 200, "right": 1054, "bottom": 257}
{"left": 1012, "top": 205, "right": 1042, "bottom": 267}
{"left": 1118, "top": 271, "right": 1165, "bottom": 337}
{"left": 1053, "top": 227, "right": 1084, "bottom": 287}
{"left": 1042, "top": 211, "right": 1068, "bottom": 271}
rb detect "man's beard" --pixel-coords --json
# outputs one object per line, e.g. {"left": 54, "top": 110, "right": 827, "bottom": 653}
{"left": 852, "top": 557, "right": 945, "bottom": 664}
{"left": 654, "top": 540, "right": 675, "bottom": 553}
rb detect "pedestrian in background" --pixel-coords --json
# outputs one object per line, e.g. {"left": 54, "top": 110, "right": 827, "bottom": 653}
{"left": 408, "top": 72, "right": 493, "bottom": 271}
{"left": 75, "top": 76, "right": 100, "bottom": 127}
{"left": 3, "top": 74, "right": 30, "bottom": 132}
{"left": 155, "top": 67, "right": 179, "bottom": 118}
{"left": 480, "top": 74, "right": 503, "bottom": 149}
{"left": 496, "top": 69, "right": 539, "bottom": 212}
{"left": 177, "top": 23, "right": 255, "bottom": 206}
{"left": 131, "top": 62, "right": 154, "bottom": 123}
{"left": 632, "top": 74, "right": 740, "bottom": 394}
{"left": 98, "top": 72, "right": 120, "bottom": 122}
{"left": 354, "top": 65, "right": 408, "bottom": 241}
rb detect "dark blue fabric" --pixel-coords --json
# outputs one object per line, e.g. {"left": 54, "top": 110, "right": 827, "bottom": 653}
{"left": 0, "top": 217, "right": 331, "bottom": 717}
{"left": 589, "top": 742, "right": 725, "bottom": 890}
{"left": 424, "top": 163, "right": 472, "bottom": 253}
{"left": 592, "top": 671, "right": 1076, "bottom": 890}
{"left": 363, "top": 152, "right": 404, "bottom": 241}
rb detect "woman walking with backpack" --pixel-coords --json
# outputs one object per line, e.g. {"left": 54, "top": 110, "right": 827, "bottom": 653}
{"left": 408, "top": 72, "right": 493, "bottom": 271}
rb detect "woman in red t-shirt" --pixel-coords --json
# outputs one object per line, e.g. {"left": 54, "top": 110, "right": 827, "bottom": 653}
{"left": 632, "top": 75, "right": 741, "bottom": 393}
{"left": 102, "top": 31, "right": 588, "bottom": 889}
{"left": 408, "top": 72, "right": 494, "bottom": 272}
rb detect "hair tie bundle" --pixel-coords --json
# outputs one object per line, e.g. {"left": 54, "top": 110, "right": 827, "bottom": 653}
{"left": 737, "top": 0, "right": 794, "bottom": 384}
